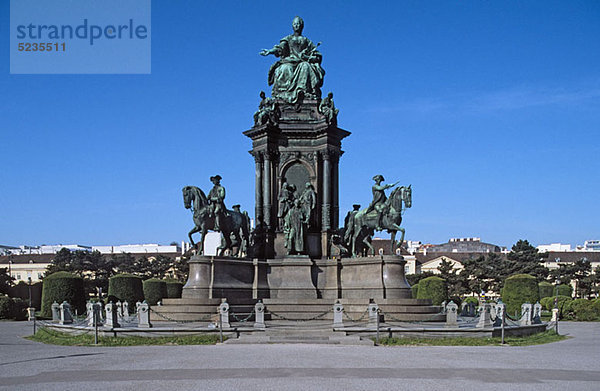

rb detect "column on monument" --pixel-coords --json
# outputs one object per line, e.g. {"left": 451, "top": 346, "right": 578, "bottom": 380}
{"left": 332, "top": 153, "right": 339, "bottom": 230}
{"left": 322, "top": 152, "right": 331, "bottom": 231}
{"left": 254, "top": 153, "right": 263, "bottom": 225}
{"left": 263, "top": 152, "right": 272, "bottom": 229}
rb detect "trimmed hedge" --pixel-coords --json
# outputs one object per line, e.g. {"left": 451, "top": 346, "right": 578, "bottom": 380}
{"left": 9, "top": 281, "right": 42, "bottom": 310}
{"left": 143, "top": 279, "right": 167, "bottom": 305}
{"left": 166, "top": 280, "right": 184, "bottom": 298}
{"left": 557, "top": 284, "right": 572, "bottom": 297}
{"left": 463, "top": 297, "right": 479, "bottom": 305}
{"left": 501, "top": 274, "right": 539, "bottom": 316}
{"left": 108, "top": 274, "right": 143, "bottom": 310}
{"left": 411, "top": 283, "right": 419, "bottom": 299}
{"left": 0, "top": 296, "right": 13, "bottom": 319}
{"left": 41, "top": 272, "right": 86, "bottom": 318}
{"left": 566, "top": 299, "right": 600, "bottom": 321}
{"left": 538, "top": 281, "right": 553, "bottom": 299}
{"left": 416, "top": 276, "right": 447, "bottom": 305}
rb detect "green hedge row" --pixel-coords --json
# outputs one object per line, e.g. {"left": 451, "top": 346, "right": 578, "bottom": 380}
{"left": 41, "top": 272, "right": 86, "bottom": 318}
{"left": 143, "top": 279, "right": 167, "bottom": 305}
{"left": 501, "top": 274, "right": 539, "bottom": 315}
{"left": 416, "top": 276, "right": 447, "bottom": 305}
{"left": 107, "top": 274, "right": 144, "bottom": 310}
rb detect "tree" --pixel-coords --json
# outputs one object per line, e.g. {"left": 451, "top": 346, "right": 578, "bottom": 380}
{"left": 0, "top": 268, "right": 14, "bottom": 294}
{"left": 406, "top": 271, "right": 434, "bottom": 287}
{"left": 456, "top": 253, "right": 504, "bottom": 295}
{"left": 437, "top": 258, "right": 461, "bottom": 298}
{"left": 505, "top": 239, "right": 549, "bottom": 281}
{"left": 549, "top": 258, "right": 594, "bottom": 298}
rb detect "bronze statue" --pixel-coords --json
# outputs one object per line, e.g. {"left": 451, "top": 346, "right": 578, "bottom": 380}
{"left": 208, "top": 175, "right": 226, "bottom": 231}
{"left": 365, "top": 175, "right": 399, "bottom": 231}
{"left": 319, "top": 92, "right": 339, "bottom": 125}
{"left": 253, "top": 91, "right": 279, "bottom": 126}
{"left": 182, "top": 185, "right": 250, "bottom": 257}
{"left": 277, "top": 180, "right": 296, "bottom": 230}
{"left": 260, "top": 16, "right": 325, "bottom": 103}
{"left": 284, "top": 199, "right": 307, "bottom": 255}
{"left": 300, "top": 182, "right": 317, "bottom": 227}
{"left": 346, "top": 182, "right": 412, "bottom": 257}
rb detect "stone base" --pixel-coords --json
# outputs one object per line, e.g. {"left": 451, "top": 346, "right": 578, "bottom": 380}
{"left": 340, "top": 255, "right": 411, "bottom": 299}
{"left": 267, "top": 257, "right": 317, "bottom": 299}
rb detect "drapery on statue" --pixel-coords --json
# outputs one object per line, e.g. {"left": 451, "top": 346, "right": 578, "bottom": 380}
{"left": 260, "top": 16, "right": 325, "bottom": 103}
{"left": 344, "top": 178, "right": 412, "bottom": 257}
{"left": 284, "top": 199, "right": 307, "bottom": 254}
{"left": 277, "top": 180, "right": 296, "bottom": 230}
{"left": 300, "top": 182, "right": 317, "bottom": 228}
{"left": 182, "top": 184, "right": 250, "bottom": 257}
{"left": 253, "top": 91, "right": 279, "bottom": 126}
{"left": 319, "top": 92, "right": 339, "bottom": 125}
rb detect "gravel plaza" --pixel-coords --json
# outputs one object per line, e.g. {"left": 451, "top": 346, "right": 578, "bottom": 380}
{"left": 0, "top": 321, "right": 598, "bottom": 390}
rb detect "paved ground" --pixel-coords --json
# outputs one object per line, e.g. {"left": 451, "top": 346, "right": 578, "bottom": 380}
{"left": 0, "top": 321, "right": 598, "bottom": 390}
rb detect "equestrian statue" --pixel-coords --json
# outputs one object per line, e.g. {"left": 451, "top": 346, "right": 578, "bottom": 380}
{"left": 182, "top": 175, "right": 250, "bottom": 257}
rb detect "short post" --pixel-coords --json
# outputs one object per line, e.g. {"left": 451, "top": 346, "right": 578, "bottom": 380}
{"left": 494, "top": 300, "right": 505, "bottom": 327}
{"left": 460, "top": 301, "right": 468, "bottom": 316}
{"left": 86, "top": 302, "right": 95, "bottom": 327}
{"left": 122, "top": 301, "right": 129, "bottom": 321}
{"left": 105, "top": 302, "right": 120, "bottom": 328}
{"left": 93, "top": 303, "right": 101, "bottom": 345}
{"left": 520, "top": 303, "right": 532, "bottom": 326}
{"left": 116, "top": 301, "right": 123, "bottom": 319}
{"left": 368, "top": 300, "right": 379, "bottom": 327}
{"left": 32, "top": 312, "right": 36, "bottom": 335}
{"left": 136, "top": 301, "right": 152, "bottom": 328}
{"left": 51, "top": 301, "right": 60, "bottom": 322}
{"left": 219, "top": 299, "right": 230, "bottom": 329}
{"left": 375, "top": 308, "right": 381, "bottom": 345}
{"left": 532, "top": 302, "right": 542, "bottom": 324}
{"left": 441, "top": 300, "right": 447, "bottom": 314}
{"left": 445, "top": 301, "right": 458, "bottom": 326}
{"left": 253, "top": 301, "right": 265, "bottom": 329}
{"left": 333, "top": 300, "right": 344, "bottom": 328}
{"left": 27, "top": 307, "right": 36, "bottom": 321}
{"left": 476, "top": 303, "right": 493, "bottom": 328}
{"left": 59, "top": 301, "right": 73, "bottom": 325}
{"left": 551, "top": 308, "right": 559, "bottom": 322}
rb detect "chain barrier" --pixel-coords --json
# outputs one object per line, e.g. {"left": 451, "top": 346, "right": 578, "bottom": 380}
{"left": 148, "top": 307, "right": 216, "bottom": 323}
{"left": 378, "top": 308, "right": 445, "bottom": 325}
{"left": 229, "top": 308, "right": 255, "bottom": 323}
{"left": 265, "top": 308, "right": 332, "bottom": 322}
{"left": 342, "top": 308, "right": 369, "bottom": 322}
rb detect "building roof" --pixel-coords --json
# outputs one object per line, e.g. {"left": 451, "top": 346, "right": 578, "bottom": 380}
{"left": 0, "top": 251, "right": 180, "bottom": 265}
{"left": 544, "top": 251, "right": 600, "bottom": 264}
{"left": 426, "top": 240, "right": 501, "bottom": 253}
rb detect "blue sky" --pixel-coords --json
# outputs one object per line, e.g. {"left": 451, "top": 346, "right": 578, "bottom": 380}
{"left": 1, "top": 1, "right": 599, "bottom": 248}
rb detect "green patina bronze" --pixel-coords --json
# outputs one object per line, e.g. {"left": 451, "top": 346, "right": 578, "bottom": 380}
{"left": 260, "top": 16, "right": 325, "bottom": 103}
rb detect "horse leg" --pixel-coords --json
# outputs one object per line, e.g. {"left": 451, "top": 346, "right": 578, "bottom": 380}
{"left": 390, "top": 230, "right": 396, "bottom": 254}
{"left": 392, "top": 224, "right": 406, "bottom": 249}
{"left": 198, "top": 228, "right": 207, "bottom": 255}
{"left": 188, "top": 226, "right": 201, "bottom": 248}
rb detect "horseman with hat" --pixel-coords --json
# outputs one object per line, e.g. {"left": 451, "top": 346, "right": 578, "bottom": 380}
{"left": 366, "top": 174, "right": 398, "bottom": 231}
{"left": 208, "top": 175, "right": 226, "bottom": 231}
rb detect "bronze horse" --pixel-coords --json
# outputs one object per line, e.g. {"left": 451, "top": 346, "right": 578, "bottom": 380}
{"left": 182, "top": 186, "right": 250, "bottom": 257}
{"left": 346, "top": 185, "right": 412, "bottom": 257}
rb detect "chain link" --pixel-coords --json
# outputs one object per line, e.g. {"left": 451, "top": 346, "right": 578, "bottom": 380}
{"left": 230, "top": 309, "right": 255, "bottom": 323}
{"left": 148, "top": 307, "right": 216, "bottom": 323}
{"left": 342, "top": 308, "right": 369, "bottom": 322}
{"left": 266, "top": 308, "right": 332, "bottom": 321}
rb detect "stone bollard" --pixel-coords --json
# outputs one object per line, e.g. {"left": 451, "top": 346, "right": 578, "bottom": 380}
{"left": 219, "top": 299, "right": 230, "bottom": 329}
{"left": 27, "top": 307, "right": 35, "bottom": 321}
{"left": 532, "top": 302, "right": 542, "bottom": 324}
{"left": 441, "top": 300, "right": 447, "bottom": 314}
{"left": 136, "top": 301, "right": 152, "bottom": 328}
{"left": 368, "top": 301, "right": 379, "bottom": 327}
{"left": 59, "top": 301, "right": 73, "bottom": 325}
{"left": 476, "top": 303, "right": 493, "bottom": 328}
{"left": 551, "top": 308, "right": 559, "bottom": 322}
{"left": 333, "top": 300, "right": 344, "bottom": 328}
{"left": 122, "top": 301, "right": 129, "bottom": 320}
{"left": 116, "top": 301, "right": 123, "bottom": 319}
{"left": 445, "top": 301, "right": 458, "bottom": 326}
{"left": 105, "top": 302, "right": 120, "bottom": 328}
{"left": 253, "top": 301, "right": 265, "bottom": 329}
{"left": 520, "top": 303, "right": 532, "bottom": 326}
{"left": 51, "top": 301, "right": 60, "bottom": 322}
{"left": 493, "top": 301, "right": 506, "bottom": 327}
{"left": 86, "top": 302, "right": 95, "bottom": 326}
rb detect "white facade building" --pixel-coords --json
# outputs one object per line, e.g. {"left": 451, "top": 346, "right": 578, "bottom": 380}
{"left": 537, "top": 243, "right": 572, "bottom": 253}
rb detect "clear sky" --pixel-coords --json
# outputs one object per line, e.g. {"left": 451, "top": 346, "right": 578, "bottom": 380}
{"left": 1, "top": 1, "right": 599, "bottom": 249}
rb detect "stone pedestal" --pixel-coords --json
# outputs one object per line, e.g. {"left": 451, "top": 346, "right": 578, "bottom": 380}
{"left": 182, "top": 255, "right": 212, "bottom": 299}
{"left": 267, "top": 257, "right": 317, "bottom": 299}
{"left": 341, "top": 255, "right": 411, "bottom": 299}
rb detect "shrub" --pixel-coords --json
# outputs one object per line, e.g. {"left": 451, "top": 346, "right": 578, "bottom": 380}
{"left": 108, "top": 274, "right": 143, "bottom": 309}
{"left": 0, "top": 296, "right": 14, "bottom": 319}
{"left": 41, "top": 272, "right": 86, "bottom": 318}
{"left": 557, "top": 284, "right": 572, "bottom": 297}
{"left": 448, "top": 296, "right": 462, "bottom": 309}
{"left": 538, "top": 281, "right": 553, "bottom": 299}
{"left": 566, "top": 299, "right": 600, "bottom": 321}
{"left": 411, "top": 283, "right": 419, "bottom": 299}
{"left": 143, "top": 279, "right": 167, "bottom": 305}
{"left": 11, "top": 298, "right": 28, "bottom": 320}
{"left": 541, "top": 295, "right": 572, "bottom": 319}
{"left": 540, "top": 296, "right": 554, "bottom": 311}
{"left": 501, "top": 274, "right": 539, "bottom": 316}
{"left": 463, "top": 296, "right": 479, "bottom": 305}
{"left": 166, "top": 279, "right": 184, "bottom": 298}
{"left": 9, "top": 281, "right": 42, "bottom": 310}
{"left": 416, "top": 276, "right": 447, "bottom": 305}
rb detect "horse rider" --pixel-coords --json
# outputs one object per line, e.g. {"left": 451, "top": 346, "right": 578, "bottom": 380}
{"left": 366, "top": 174, "right": 398, "bottom": 230}
{"left": 208, "top": 175, "right": 226, "bottom": 231}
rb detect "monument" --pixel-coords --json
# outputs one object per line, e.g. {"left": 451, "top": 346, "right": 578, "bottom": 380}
{"left": 152, "top": 17, "right": 443, "bottom": 323}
